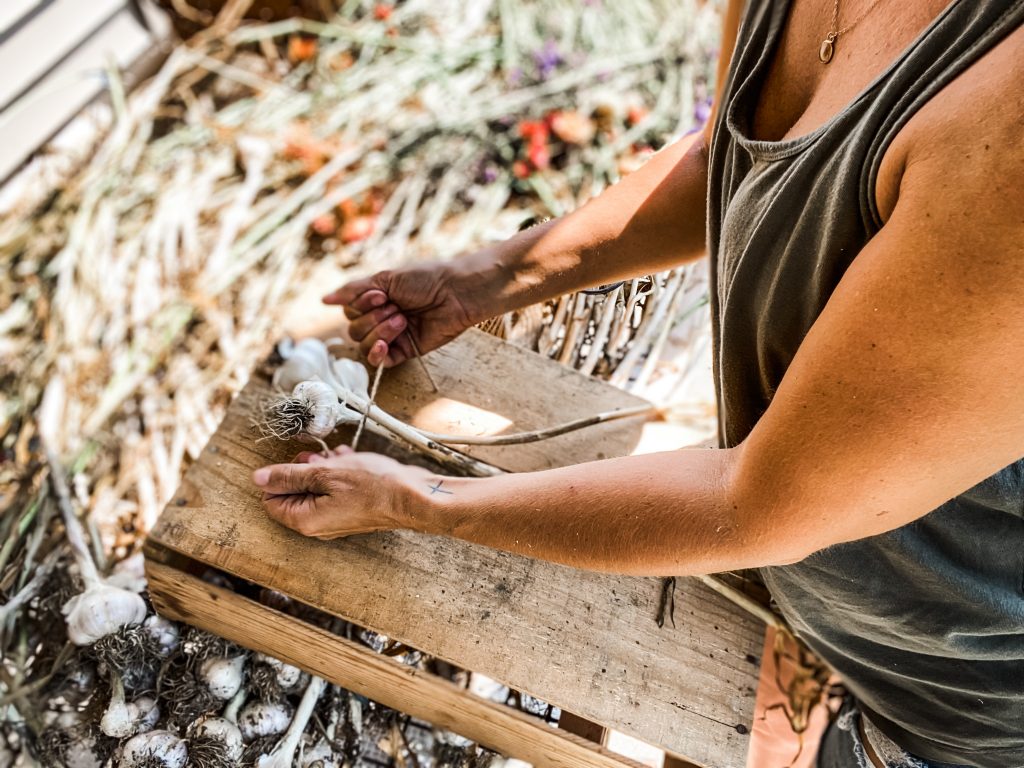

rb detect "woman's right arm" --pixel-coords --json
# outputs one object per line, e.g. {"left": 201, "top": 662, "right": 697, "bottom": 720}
{"left": 329, "top": 0, "right": 745, "bottom": 366}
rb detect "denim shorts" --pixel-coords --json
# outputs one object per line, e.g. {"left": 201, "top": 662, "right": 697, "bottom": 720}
{"left": 817, "top": 701, "right": 972, "bottom": 768}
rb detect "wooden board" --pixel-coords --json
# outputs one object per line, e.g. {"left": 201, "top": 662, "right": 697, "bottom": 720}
{"left": 146, "top": 559, "right": 647, "bottom": 768}
{"left": 147, "top": 329, "right": 763, "bottom": 768}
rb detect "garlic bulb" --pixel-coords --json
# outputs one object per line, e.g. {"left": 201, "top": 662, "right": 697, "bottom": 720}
{"left": 254, "top": 653, "right": 303, "bottom": 690}
{"left": 101, "top": 677, "right": 159, "bottom": 738}
{"left": 291, "top": 381, "right": 352, "bottom": 438}
{"left": 119, "top": 730, "right": 187, "bottom": 768}
{"left": 201, "top": 655, "right": 246, "bottom": 700}
{"left": 63, "top": 734, "right": 104, "bottom": 768}
{"left": 107, "top": 552, "right": 147, "bottom": 592}
{"left": 144, "top": 615, "right": 180, "bottom": 656}
{"left": 133, "top": 696, "right": 160, "bottom": 733}
{"left": 273, "top": 338, "right": 334, "bottom": 391}
{"left": 63, "top": 583, "right": 148, "bottom": 646}
{"left": 189, "top": 716, "right": 244, "bottom": 763}
{"left": 48, "top": 447, "right": 147, "bottom": 645}
{"left": 239, "top": 701, "right": 292, "bottom": 741}
{"left": 330, "top": 356, "right": 370, "bottom": 401}
{"left": 257, "top": 676, "right": 326, "bottom": 768}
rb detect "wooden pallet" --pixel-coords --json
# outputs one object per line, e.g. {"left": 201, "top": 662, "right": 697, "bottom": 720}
{"left": 144, "top": 329, "right": 763, "bottom": 768}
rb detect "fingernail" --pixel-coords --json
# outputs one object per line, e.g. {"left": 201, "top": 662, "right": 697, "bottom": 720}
{"left": 253, "top": 468, "right": 270, "bottom": 486}
{"left": 390, "top": 314, "right": 405, "bottom": 328}
{"left": 371, "top": 293, "right": 386, "bottom": 306}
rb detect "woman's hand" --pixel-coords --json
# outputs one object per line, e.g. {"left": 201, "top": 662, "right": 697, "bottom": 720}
{"left": 253, "top": 446, "right": 436, "bottom": 539}
{"left": 323, "top": 261, "right": 484, "bottom": 367}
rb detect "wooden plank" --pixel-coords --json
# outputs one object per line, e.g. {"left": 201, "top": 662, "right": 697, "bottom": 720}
{"left": 146, "top": 558, "right": 645, "bottom": 768}
{"left": 149, "top": 330, "right": 762, "bottom": 768}
{"left": 0, "top": 5, "right": 157, "bottom": 181}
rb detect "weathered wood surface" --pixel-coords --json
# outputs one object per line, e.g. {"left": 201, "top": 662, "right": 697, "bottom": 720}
{"left": 148, "top": 329, "right": 763, "bottom": 768}
{"left": 146, "top": 558, "right": 646, "bottom": 768}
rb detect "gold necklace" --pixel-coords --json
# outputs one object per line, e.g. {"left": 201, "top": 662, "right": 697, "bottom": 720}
{"left": 819, "top": 0, "right": 887, "bottom": 63}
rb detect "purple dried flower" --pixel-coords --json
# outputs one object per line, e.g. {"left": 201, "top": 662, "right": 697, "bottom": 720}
{"left": 533, "top": 39, "right": 564, "bottom": 80}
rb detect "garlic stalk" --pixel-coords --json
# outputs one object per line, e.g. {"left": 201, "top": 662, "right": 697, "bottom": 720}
{"left": 223, "top": 687, "right": 246, "bottom": 724}
{"left": 118, "top": 730, "right": 188, "bottom": 768}
{"left": 46, "top": 449, "right": 147, "bottom": 645}
{"left": 257, "top": 675, "right": 326, "bottom": 768}
{"left": 266, "top": 338, "right": 654, "bottom": 475}
{"left": 200, "top": 655, "right": 246, "bottom": 700}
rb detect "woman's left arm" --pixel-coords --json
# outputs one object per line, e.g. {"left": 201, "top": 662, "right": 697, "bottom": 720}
{"left": 255, "top": 53, "right": 1024, "bottom": 576}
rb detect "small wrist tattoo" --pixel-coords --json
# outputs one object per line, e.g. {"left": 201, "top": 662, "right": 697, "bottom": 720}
{"left": 428, "top": 479, "right": 453, "bottom": 496}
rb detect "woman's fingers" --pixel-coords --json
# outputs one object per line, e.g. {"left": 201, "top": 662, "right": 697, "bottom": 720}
{"left": 359, "top": 313, "right": 407, "bottom": 361}
{"left": 347, "top": 303, "right": 401, "bottom": 341}
{"left": 252, "top": 463, "right": 325, "bottom": 495}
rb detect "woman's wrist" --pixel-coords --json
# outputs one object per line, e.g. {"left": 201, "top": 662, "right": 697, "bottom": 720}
{"left": 448, "top": 219, "right": 567, "bottom": 323}
{"left": 398, "top": 473, "right": 482, "bottom": 537}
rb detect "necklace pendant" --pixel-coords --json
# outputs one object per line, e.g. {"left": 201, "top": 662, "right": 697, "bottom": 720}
{"left": 819, "top": 37, "right": 835, "bottom": 63}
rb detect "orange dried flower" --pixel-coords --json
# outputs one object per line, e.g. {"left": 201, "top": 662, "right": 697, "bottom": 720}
{"left": 287, "top": 35, "right": 318, "bottom": 63}
{"left": 549, "top": 110, "right": 595, "bottom": 145}
{"left": 311, "top": 214, "right": 337, "bottom": 236}
{"left": 512, "top": 160, "right": 531, "bottom": 179}
{"left": 341, "top": 215, "right": 376, "bottom": 243}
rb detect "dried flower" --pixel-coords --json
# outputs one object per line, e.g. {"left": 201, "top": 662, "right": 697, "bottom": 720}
{"left": 550, "top": 111, "right": 596, "bottom": 145}
{"left": 287, "top": 36, "right": 318, "bottom": 63}
{"left": 340, "top": 215, "right": 376, "bottom": 244}
{"left": 532, "top": 39, "right": 563, "bottom": 79}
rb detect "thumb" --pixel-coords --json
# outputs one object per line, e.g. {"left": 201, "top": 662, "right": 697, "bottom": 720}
{"left": 252, "top": 463, "right": 325, "bottom": 495}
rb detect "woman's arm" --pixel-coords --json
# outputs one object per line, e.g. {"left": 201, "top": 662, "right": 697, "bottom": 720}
{"left": 256, "top": 44, "right": 1024, "bottom": 576}
{"left": 329, "top": 0, "right": 748, "bottom": 367}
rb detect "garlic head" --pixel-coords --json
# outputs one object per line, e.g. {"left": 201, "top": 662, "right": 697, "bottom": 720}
{"left": 62, "top": 583, "right": 147, "bottom": 645}
{"left": 189, "top": 716, "right": 244, "bottom": 763}
{"left": 330, "top": 357, "right": 370, "bottom": 401}
{"left": 239, "top": 701, "right": 292, "bottom": 741}
{"left": 118, "top": 730, "right": 188, "bottom": 768}
{"left": 144, "top": 615, "right": 180, "bottom": 656}
{"left": 201, "top": 655, "right": 246, "bottom": 700}
{"left": 273, "top": 338, "right": 333, "bottom": 391}
{"left": 290, "top": 381, "right": 348, "bottom": 438}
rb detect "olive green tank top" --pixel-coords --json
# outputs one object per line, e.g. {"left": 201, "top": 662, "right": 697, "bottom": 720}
{"left": 706, "top": 2, "right": 1024, "bottom": 766}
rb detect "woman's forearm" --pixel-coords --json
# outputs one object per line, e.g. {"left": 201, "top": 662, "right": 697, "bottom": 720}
{"left": 455, "top": 130, "right": 711, "bottom": 318}
{"left": 406, "top": 446, "right": 784, "bottom": 577}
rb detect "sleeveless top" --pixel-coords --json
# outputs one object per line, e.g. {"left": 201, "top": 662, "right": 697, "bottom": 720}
{"left": 705, "top": 2, "right": 1024, "bottom": 766}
